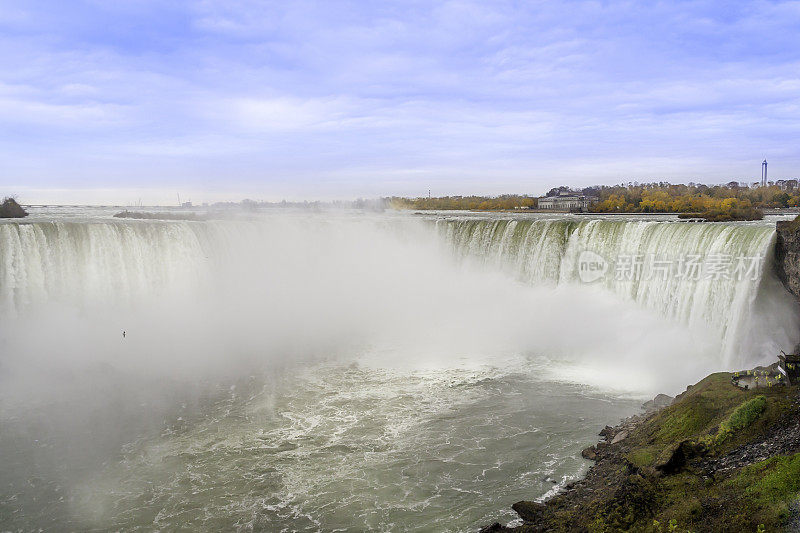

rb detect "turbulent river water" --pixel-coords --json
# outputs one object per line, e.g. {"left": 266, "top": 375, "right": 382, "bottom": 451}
{"left": 0, "top": 208, "right": 797, "bottom": 531}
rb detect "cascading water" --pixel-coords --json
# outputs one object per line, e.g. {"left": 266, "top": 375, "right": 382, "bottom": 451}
{"left": 434, "top": 216, "right": 799, "bottom": 367}
{"left": 0, "top": 221, "right": 211, "bottom": 313}
{"left": 1, "top": 213, "right": 797, "bottom": 389}
{"left": 1, "top": 210, "right": 798, "bottom": 532}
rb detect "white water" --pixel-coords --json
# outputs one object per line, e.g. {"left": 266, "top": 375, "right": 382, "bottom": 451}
{"left": 435, "top": 215, "right": 799, "bottom": 367}
{"left": 0, "top": 210, "right": 798, "bottom": 531}
{"left": 1, "top": 212, "right": 797, "bottom": 393}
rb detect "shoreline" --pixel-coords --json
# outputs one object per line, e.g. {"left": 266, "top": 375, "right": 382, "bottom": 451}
{"left": 480, "top": 371, "right": 800, "bottom": 532}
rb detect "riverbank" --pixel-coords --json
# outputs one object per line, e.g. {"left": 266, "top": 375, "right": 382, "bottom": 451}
{"left": 481, "top": 371, "right": 800, "bottom": 532}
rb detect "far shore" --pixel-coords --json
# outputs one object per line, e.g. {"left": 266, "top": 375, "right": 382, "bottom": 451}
{"left": 410, "top": 208, "right": 800, "bottom": 215}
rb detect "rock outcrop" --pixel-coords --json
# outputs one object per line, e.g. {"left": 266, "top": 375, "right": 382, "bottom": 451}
{"left": 775, "top": 218, "right": 800, "bottom": 299}
{"left": 641, "top": 393, "right": 673, "bottom": 413}
{"left": 0, "top": 197, "right": 27, "bottom": 218}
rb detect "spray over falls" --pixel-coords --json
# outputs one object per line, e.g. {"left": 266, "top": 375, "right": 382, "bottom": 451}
{"left": 0, "top": 214, "right": 797, "bottom": 380}
{"left": 1, "top": 215, "right": 797, "bottom": 370}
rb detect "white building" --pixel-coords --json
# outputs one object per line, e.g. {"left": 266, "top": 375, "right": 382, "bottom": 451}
{"left": 538, "top": 194, "right": 595, "bottom": 211}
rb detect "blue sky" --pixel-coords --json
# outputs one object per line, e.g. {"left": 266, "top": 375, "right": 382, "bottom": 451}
{"left": 1, "top": 0, "right": 799, "bottom": 204}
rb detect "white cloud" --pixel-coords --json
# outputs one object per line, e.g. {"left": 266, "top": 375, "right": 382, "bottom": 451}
{"left": 1, "top": 0, "right": 799, "bottom": 200}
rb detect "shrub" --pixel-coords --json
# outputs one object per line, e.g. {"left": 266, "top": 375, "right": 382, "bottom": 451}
{"left": 715, "top": 396, "right": 767, "bottom": 445}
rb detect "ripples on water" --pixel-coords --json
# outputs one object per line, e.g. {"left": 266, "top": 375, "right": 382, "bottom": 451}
{"left": 2, "top": 357, "right": 640, "bottom": 531}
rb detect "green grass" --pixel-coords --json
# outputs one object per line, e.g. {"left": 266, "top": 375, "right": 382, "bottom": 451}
{"left": 623, "top": 374, "right": 773, "bottom": 470}
{"left": 742, "top": 453, "right": 800, "bottom": 507}
{"left": 627, "top": 449, "right": 656, "bottom": 468}
{"left": 649, "top": 389, "right": 796, "bottom": 531}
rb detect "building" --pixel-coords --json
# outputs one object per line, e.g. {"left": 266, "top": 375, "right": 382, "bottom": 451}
{"left": 538, "top": 192, "right": 596, "bottom": 212}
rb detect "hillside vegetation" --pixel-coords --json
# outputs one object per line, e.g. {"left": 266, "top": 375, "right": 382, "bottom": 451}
{"left": 488, "top": 372, "right": 800, "bottom": 532}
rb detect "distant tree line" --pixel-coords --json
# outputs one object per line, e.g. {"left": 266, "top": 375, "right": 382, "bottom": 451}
{"left": 388, "top": 195, "right": 537, "bottom": 211}
{"left": 588, "top": 182, "right": 799, "bottom": 213}
{"left": 388, "top": 182, "right": 800, "bottom": 220}
{"left": 583, "top": 182, "right": 800, "bottom": 220}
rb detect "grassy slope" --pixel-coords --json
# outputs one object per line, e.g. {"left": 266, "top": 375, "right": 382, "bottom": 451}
{"left": 513, "top": 373, "right": 800, "bottom": 532}
{"left": 643, "top": 375, "right": 793, "bottom": 532}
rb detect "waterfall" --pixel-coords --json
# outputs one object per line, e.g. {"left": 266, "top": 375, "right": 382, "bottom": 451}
{"left": 1, "top": 214, "right": 797, "bottom": 371}
{"left": 435, "top": 216, "right": 799, "bottom": 366}
{"left": 0, "top": 221, "right": 214, "bottom": 313}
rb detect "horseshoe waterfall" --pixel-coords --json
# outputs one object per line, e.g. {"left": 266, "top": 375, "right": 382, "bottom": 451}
{"left": 1, "top": 211, "right": 798, "bottom": 532}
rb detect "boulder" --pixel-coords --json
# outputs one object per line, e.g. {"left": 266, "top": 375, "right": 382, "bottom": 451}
{"left": 653, "top": 394, "right": 674, "bottom": 408}
{"left": 512, "top": 500, "right": 547, "bottom": 523}
{"left": 599, "top": 425, "right": 614, "bottom": 438}
{"left": 581, "top": 446, "right": 597, "bottom": 460}
{"left": 611, "top": 430, "right": 629, "bottom": 444}
{"left": 644, "top": 394, "right": 674, "bottom": 412}
{"left": 655, "top": 440, "right": 706, "bottom": 475}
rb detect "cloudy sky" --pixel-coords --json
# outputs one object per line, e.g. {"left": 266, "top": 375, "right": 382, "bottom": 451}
{"left": 1, "top": 0, "right": 799, "bottom": 204}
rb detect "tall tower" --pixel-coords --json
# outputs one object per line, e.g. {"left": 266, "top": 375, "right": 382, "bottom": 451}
{"left": 762, "top": 159, "right": 768, "bottom": 187}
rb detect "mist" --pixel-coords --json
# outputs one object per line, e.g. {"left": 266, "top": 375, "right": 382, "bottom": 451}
{"left": 0, "top": 213, "right": 740, "bottom": 399}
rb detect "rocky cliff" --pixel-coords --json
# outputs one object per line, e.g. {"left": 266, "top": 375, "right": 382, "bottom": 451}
{"left": 775, "top": 217, "right": 800, "bottom": 300}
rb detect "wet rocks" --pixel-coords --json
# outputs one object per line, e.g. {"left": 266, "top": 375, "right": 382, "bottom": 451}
{"left": 511, "top": 501, "right": 547, "bottom": 523}
{"left": 581, "top": 446, "right": 597, "bottom": 460}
